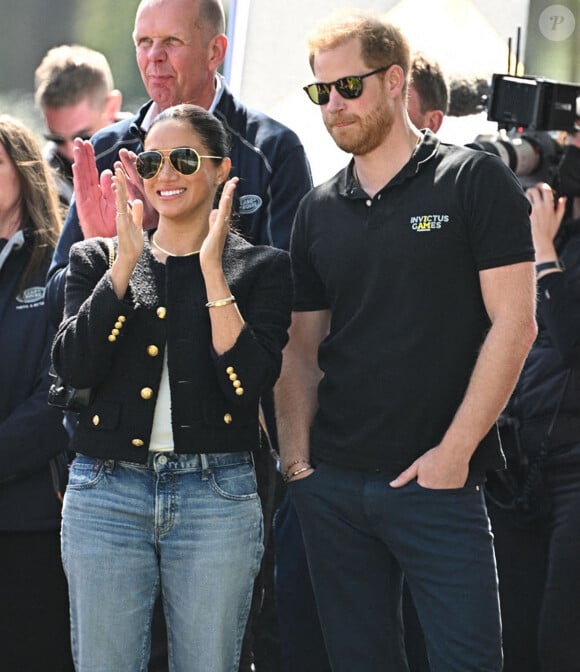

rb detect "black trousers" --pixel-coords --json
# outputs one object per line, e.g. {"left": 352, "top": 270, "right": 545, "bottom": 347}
{"left": 489, "top": 443, "right": 580, "bottom": 672}
{"left": 0, "top": 530, "right": 74, "bottom": 672}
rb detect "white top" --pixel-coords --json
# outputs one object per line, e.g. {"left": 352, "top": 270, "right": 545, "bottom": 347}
{"left": 149, "top": 350, "right": 173, "bottom": 453}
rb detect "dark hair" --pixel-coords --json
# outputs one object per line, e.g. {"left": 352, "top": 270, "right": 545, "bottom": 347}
{"left": 410, "top": 52, "right": 448, "bottom": 114}
{"left": 0, "top": 115, "right": 62, "bottom": 293}
{"left": 448, "top": 76, "right": 489, "bottom": 117}
{"left": 149, "top": 103, "right": 231, "bottom": 162}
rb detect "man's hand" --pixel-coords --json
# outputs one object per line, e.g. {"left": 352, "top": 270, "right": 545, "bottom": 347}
{"left": 72, "top": 141, "right": 159, "bottom": 238}
{"left": 72, "top": 139, "right": 117, "bottom": 238}
{"left": 389, "top": 444, "right": 469, "bottom": 490}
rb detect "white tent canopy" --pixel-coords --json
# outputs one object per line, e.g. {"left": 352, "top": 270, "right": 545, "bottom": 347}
{"left": 225, "top": 0, "right": 531, "bottom": 184}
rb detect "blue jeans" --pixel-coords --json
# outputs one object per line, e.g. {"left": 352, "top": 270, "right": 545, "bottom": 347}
{"left": 62, "top": 451, "right": 263, "bottom": 672}
{"left": 291, "top": 461, "right": 502, "bottom": 672}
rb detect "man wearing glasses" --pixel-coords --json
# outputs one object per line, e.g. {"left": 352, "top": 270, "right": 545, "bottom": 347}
{"left": 275, "top": 10, "right": 537, "bottom": 672}
{"left": 35, "top": 45, "right": 126, "bottom": 205}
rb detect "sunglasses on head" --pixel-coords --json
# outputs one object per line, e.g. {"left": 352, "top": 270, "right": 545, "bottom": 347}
{"left": 44, "top": 131, "right": 93, "bottom": 145}
{"left": 303, "top": 65, "right": 391, "bottom": 105}
{"left": 135, "top": 147, "right": 223, "bottom": 179}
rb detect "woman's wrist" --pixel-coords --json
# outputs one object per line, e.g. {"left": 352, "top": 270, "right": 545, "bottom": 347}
{"left": 202, "top": 268, "right": 230, "bottom": 297}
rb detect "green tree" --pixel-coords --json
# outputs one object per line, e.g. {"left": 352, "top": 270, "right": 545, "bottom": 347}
{"left": 74, "top": 0, "right": 145, "bottom": 108}
{"left": 0, "top": 0, "right": 76, "bottom": 94}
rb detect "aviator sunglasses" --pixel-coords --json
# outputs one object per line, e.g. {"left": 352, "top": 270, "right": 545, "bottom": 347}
{"left": 303, "top": 65, "right": 391, "bottom": 105}
{"left": 135, "top": 147, "right": 223, "bottom": 179}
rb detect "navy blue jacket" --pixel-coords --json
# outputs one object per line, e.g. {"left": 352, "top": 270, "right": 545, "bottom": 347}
{"left": 0, "top": 232, "right": 69, "bottom": 531}
{"left": 46, "top": 80, "right": 312, "bottom": 323}
{"left": 52, "top": 233, "right": 291, "bottom": 462}
{"left": 505, "top": 219, "right": 580, "bottom": 451}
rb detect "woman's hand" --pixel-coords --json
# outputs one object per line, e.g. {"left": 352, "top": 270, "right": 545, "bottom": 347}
{"left": 115, "top": 149, "right": 159, "bottom": 231}
{"left": 110, "top": 167, "right": 144, "bottom": 298}
{"left": 200, "top": 177, "right": 239, "bottom": 275}
{"left": 526, "top": 182, "right": 567, "bottom": 261}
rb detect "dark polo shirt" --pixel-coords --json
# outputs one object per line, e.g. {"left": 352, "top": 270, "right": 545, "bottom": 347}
{"left": 290, "top": 130, "right": 534, "bottom": 474}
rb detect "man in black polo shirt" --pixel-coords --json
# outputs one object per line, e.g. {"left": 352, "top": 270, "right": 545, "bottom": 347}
{"left": 274, "top": 10, "right": 537, "bottom": 672}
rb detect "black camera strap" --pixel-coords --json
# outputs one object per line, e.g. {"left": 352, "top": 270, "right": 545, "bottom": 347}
{"left": 487, "top": 368, "right": 572, "bottom": 517}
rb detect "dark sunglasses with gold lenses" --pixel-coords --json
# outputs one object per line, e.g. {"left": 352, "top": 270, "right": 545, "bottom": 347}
{"left": 303, "top": 65, "right": 391, "bottom": 105}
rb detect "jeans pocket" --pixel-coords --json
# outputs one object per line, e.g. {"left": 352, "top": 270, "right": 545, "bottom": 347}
{"left": 67, "top": 455, "right": 107, "bottom": 490}
{"left": 410, "top": 476, "right": 482, "bottom": 496}
{"left": 209, "top": 461, "right": 258, "bottom": 501}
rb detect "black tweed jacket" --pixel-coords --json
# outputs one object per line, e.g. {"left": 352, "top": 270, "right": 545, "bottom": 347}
{"left": 52, "top": 232, "right": 291, "bottom": 463}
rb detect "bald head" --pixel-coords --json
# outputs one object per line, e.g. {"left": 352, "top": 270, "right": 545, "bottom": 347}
{"left": 136, "top": 0, "right": 225, "bottom": 37}
{"left": 133, "top": 0, "right": 228, "bottom": 111}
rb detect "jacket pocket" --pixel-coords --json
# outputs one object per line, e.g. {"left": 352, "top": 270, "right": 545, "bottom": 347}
{"left": 202, "top": 398, "right": 254, "bottom": 429}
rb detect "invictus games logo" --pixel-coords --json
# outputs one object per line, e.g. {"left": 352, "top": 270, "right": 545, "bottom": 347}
{"left": 410, "top": 214, "right": 449, "bottom": 232}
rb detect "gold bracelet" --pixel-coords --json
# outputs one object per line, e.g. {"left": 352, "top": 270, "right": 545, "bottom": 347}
{"left": 285, "top": 466, "right": 313, "bottom": 483}
{"left": 206, "top": 295, "right": 236, "bottom": 308}
{"left": 282, "top": 459, "right": 310, "bottom": 480}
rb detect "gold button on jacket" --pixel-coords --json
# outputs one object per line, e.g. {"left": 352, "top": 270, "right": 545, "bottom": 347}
{"left": 140, "top": 387, "right": 153, "bottom": 400}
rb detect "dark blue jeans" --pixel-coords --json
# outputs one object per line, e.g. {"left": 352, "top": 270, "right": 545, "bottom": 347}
{"left": 274, "top": 491, "right": 331, "bottom": 672}
{"left": 291, "top": 462, "right": 502, "bottom": 672}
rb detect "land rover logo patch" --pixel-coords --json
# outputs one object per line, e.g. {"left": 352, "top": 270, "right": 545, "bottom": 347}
{"left": 239, "top": 194, "right": 263, "bottom": 215}
{"left": 17, "top": 286, "right": 45, "bottom": 304}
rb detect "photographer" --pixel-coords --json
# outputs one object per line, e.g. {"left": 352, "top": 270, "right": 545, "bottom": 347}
{"left": 487, "top": 128, "right": 580, "bottom": 672}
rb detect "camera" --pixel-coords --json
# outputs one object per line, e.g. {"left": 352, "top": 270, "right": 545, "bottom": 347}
{"left": 467, "top": 74, "right": 580, "bottom": 189}
{"left": 467, "top": 129, "right": 563, "bottom": 189}
{"left": 486, "top": 73, "right": 578, "bottom": 133}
